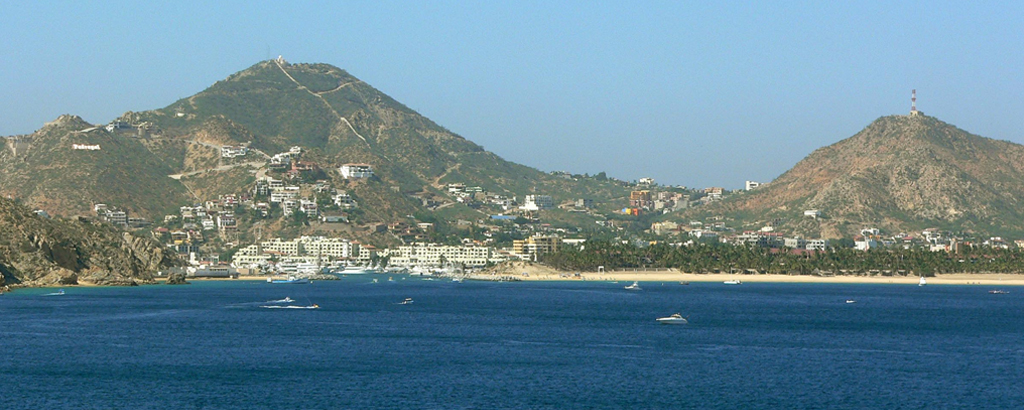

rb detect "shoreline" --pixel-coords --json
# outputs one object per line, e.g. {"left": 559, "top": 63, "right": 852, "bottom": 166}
{"left": 475, "top": 263, "right": 1024, "bottom": 286}
{"left": 12, "top": 272, "right": 1024, "bottom": 291}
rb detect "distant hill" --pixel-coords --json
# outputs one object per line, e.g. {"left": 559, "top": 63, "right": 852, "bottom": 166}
{"left": 0, "top": 196, "right": 179, "bottom": 287}
{"left": 689, "top": 114, "right": 1024, "bottom": 238}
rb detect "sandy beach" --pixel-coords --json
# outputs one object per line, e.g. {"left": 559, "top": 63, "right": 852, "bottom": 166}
{"left": 475, "top": 262, "right": 1024, "bottom": 286}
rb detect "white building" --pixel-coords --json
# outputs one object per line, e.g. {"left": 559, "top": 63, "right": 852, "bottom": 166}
{"left": 340, "top": 163, "right": 374, "bottom": 179}
{"left": 386, "top": 243, "right": 504, "bottom": 268}
{"left": 804, "top": 209, "right": 822, "bottom": 219}
{"left": 520, "top": 195, "right": 554, "bottom": 211}
{"left": 745, "top": 181, "right": 761, "bottom": 191}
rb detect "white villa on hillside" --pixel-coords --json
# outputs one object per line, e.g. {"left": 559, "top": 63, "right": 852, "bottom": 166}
{"left": 340, "top": 163, "right": 374, "bottom": 179}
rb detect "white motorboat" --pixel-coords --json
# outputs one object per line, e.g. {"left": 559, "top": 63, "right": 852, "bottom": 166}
{"left": 266, "top": 297, "right": 295, "bottom": 303}
{"left": 656, "top": 313, "right": 688, "bottom": 324}
{"left": 260, "top": 304, "right": 320, "bottom": 309}
{"left": 846, "top": 299, "right": 857, "bottom": 304}
{"left": 918, "top": 277, "right": 927, "bottom": 286}
{"left": 398, "top": 298, "right": 414, "bottom": 305}
{"left": 724, "top": 280, "right": 742, "bottom": 285}
{"left": 624, "top": 281, "right": 642, "bottom": 290}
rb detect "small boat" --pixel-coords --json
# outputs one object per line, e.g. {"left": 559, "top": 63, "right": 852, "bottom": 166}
{"left": 989, "top": 290, "right": 1009, "bottom": 294}
{"left": 724, "top": 280, "right": 742, "bottom": 285}
{"left": 918, "top": 277, "right": 927, "bottom": 286}
{"left": 624, "top": 281, "right": 642, "bottom": 291}
{"left": 43, "top": 289, "right": 66, "bottom": 296}
{"left": 846, "top": 299, "right": 857, "bottom": 304}
{"left": 388, "top": 277, "right": 395, "bottom": 282}
{"left": 267, "top": 277, "right": 310, "bottom": 284}
{"left": 260, "top": 304, "right": 320, "bottom": 309}
{"left": 398, "top": 298, "right": 414, "bottom": 305}
{"left": 372, "top": 278, "right": 379, "bottom": 283}
{"left": 656, "top": 313, "right": 688, "bottom": 324}
{"left": 679, "top": 281, "right": 689, "bottom": 285}
{"left": 266, "top": 297, "right": 295, "bottom": 303}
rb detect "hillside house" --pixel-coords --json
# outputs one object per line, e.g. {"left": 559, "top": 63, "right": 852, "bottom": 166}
{"left": 340, "top": 163, "right": 374, "bottom": 179}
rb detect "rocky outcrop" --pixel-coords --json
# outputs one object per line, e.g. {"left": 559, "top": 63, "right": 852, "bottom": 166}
{"left": 166, "top": 272, "right": 190, "bottom": 285}
{"left": 0, "top": 197, "right": 180, "bottom": 288}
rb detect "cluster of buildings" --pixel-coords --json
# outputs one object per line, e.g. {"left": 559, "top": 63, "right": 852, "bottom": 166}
{"left": 624, "top": 190, "right": 690, "bottom": 215}
{"left": 229, "top": 232, "right": 581, "bottom": 271}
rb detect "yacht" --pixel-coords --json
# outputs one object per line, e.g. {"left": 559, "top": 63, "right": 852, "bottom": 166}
{"left": 624, "top": 281, "right": 642, "bottom": 291}
{"left": 724, "top": 280, "right": 742, "bottom": 285}
{"left": 399, "top": 298, "right": 414, "bottom": 305}
{"left": 656, "top": 313, "right": 688, "bottom": 324}
{"left": 846, "top": 299, "right": 857, "bottom": 304}
{"left": 918, "top": 277, "right": 927, "bottom": 286}
{"left": 335, "top": 265, "right": 378, "bottom": 275}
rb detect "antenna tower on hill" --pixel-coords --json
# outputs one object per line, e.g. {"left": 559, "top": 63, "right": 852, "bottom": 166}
{"left": 910, "top": 89, "right": 921, "bottom": 116}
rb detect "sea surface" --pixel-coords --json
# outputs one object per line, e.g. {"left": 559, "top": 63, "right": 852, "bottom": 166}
{"left": 2, "top": 278, "right": 1023, "bottom": 409}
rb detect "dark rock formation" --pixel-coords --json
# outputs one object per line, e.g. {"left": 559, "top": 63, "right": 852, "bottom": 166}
{"left": 166, "top": 272, "right": 190, "bottom": 285}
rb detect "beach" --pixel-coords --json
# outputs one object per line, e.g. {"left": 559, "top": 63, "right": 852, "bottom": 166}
{"left": 475, "top": 262, "right": 1024, "bottom": 286}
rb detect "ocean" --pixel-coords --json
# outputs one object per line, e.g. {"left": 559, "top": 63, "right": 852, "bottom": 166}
{"left": 2, "top": 278, "right": 1022, "bottom": 409}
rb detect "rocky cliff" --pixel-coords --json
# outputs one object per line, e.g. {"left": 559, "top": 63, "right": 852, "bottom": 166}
{"left": 0, "top": 197, "right": 180, "bottom": 287}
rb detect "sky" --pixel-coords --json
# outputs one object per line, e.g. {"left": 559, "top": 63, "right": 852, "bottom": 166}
{"left": 3, "top": 1, "right": 1023, "bottom": 189}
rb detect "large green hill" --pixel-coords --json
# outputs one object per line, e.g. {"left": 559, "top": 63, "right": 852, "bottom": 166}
{"left": 1, "top": 61, "right": 630, "bottom": 238}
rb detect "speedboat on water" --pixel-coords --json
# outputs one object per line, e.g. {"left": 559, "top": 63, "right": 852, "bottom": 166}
{"left": 989, "top": 289, "right": 1009, "bottom": 294}
{"left": 656, "top": 313, "right": 688, "bottom": 324}
{"left": 624, "top": 281, "right": 642, "bottom": 291}
{"left": 260, "top": 304, "right": 320, "bottom": 309}
{"left": 267, "top": 277, "right": 310, "bottom": 284}
{"left": 846, "top": 299, "right": 857, "bottom": 304}
{"left": 43, "top": 289, "right": 66, "bottom": 296}
{"left": 266, "top": 297, "right": 295, "bottom": 303}
{"left": 724, "top": 280, "right": 742, "bottom": 285}
{"left": 399, "top": 298, "right": 414, "bottom": 305}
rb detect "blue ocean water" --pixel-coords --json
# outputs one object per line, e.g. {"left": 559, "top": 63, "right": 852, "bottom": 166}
{"left": 2, "top": 278, "right": 1023, "bottom": 409}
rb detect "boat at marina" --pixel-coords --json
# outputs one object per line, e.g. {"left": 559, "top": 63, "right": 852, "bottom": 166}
{"left": 724, "top": 280, "right": 742, "bottom": 285}
{"left": 919, "top": 277, "right": 927, "bottom": 286}
{"left": 656, "top": 313, "right": 688, "bottom": 324}
{"left": 333, "top": 264, "right": 378, "bottom": 275}
{"left": 624, "top": 281, "right": 642, "bottom": 291}
{"left": 267, "top": 277, "right": 310, "bottom": 284}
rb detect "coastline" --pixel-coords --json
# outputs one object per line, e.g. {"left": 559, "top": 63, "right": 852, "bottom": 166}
{"left": 15, "top": 272, "right": 1024, "bottom": 290}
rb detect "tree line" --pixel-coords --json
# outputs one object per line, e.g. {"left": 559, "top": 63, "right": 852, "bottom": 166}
{"left": 540, "top": 241, "right": 1024, "bottom": 276}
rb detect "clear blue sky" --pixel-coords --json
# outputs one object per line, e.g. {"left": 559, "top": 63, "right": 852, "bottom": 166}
{"left": 3, "top": 1, "right": 1022, "bottom": 189}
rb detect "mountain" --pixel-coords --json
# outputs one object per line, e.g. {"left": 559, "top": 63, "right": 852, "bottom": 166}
{"left": 691, "top": 114, "right": 1024, "bottom": 238}
{"left": 1, "top": 60, "right": 630, "bottom": 239}
{"left": 0, "top": 197, "right": 179, "bottom": 288}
